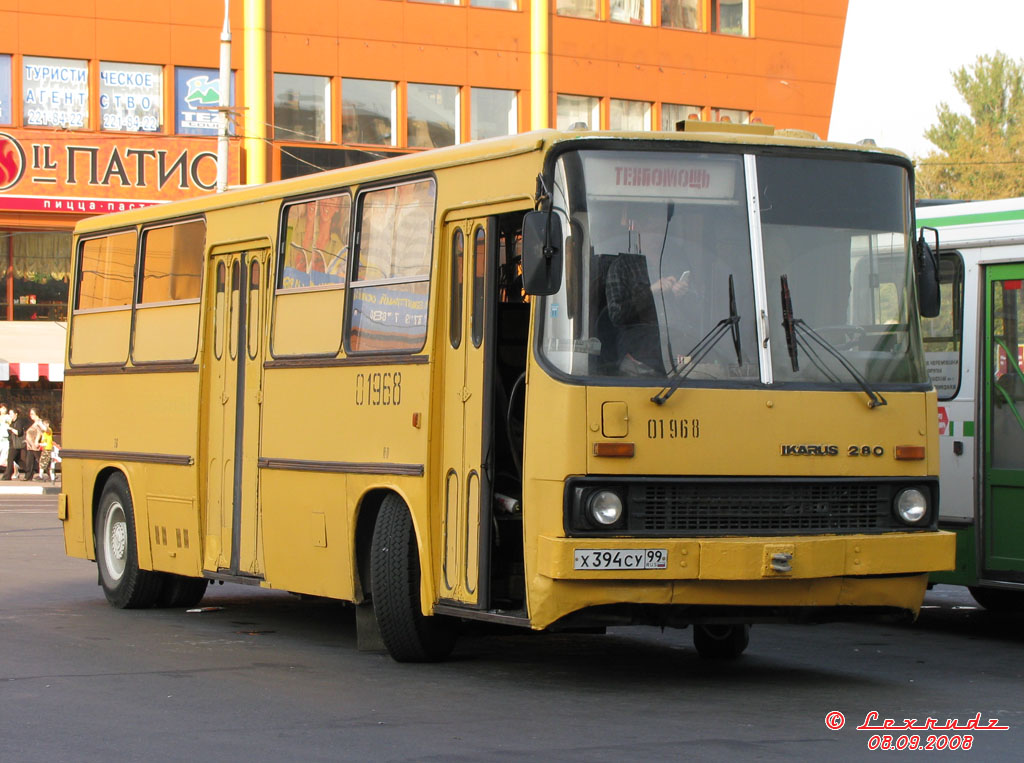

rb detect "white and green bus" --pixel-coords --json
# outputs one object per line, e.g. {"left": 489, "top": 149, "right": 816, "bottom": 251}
{"left": 919, "top": 198, "right": 1024, "bottom": 610}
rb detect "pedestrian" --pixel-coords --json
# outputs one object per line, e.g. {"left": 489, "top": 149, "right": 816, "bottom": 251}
{"left": 3, "top": 407, "right": 28, "bottom": 480}
{"left": 0, "top": 404, "right": 10, "bottom": 469}
{"left": 49, "top": 441, "right": 61, "bottom": 482}
{"left": 24, "top": 409, "right": 43, "bottom": 481}
{"left": 38, "top": 420, "right": 54, "bottom": 481}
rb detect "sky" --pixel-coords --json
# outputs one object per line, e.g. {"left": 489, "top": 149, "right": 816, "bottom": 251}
{"left": 828, "top": 0, "right": 1024, "bottom": 158}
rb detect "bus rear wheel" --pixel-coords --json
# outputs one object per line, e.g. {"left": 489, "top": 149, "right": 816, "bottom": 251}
{"left": 95, "top": 474, "right": 162, "bottom": 609}
{"left": 370, "top": 495, "right": 457, "bottom": 662}
{"left": 969, "top": 586, "right": 1024, "bottom": 612}
{"left": 693, "top": 624, "right": 750, "bottom": 659}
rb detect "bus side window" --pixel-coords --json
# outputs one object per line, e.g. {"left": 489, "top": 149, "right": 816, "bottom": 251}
{"left": 133, "top": 219, "right": 206, "bottom": 364}
{"left": 921, "top": 252, "right": 965, "bottom": 399}
{"left": 248, "top": 259, "right": 261, "bottom": 360}
{"left": 348, "top": 179, "right": 435, "bottom": 353}
{"left": 471, "top": 225, "right": 486, "bottom": 348}
{"left": 214, "top": 261, "right": 226, "bottom": 360}
{"left": 450, "top": 228, "right": 464, "bottom": 349}
{"left": 273, "top": 192, "right": 350, "bottom": 358}
{"left": 70, "top": 229, "right": 137, "bottom": 366}
{"left": 229, "top": 261, "right": 240, "bottom": 360}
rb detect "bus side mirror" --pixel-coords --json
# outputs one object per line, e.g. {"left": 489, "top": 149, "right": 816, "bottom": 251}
{"left": 916, "top": 226, "right": 941, "bottom": 318}
{"left": 521, "top": 210, "right": 563, "bottom": 296}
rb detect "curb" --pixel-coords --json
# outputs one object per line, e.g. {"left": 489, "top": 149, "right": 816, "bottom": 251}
{"left": 0, "top": 482, "right": 62, "bottom": 495}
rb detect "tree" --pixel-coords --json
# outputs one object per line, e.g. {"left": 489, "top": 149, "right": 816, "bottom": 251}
{"left": 915, "top": 52, "right": 1024, "bottom": 200}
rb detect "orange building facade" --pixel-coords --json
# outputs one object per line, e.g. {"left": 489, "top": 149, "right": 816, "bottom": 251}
{"left": 0, "top": 0, "right": 848, "bottom": 399}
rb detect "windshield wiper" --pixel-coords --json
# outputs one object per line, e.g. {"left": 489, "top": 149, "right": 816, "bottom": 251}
{"left": 652, "top": 276, "right": 742, "bottom": 406}
{"left": 779, "top": 275, "right": 887, "bottom": 409}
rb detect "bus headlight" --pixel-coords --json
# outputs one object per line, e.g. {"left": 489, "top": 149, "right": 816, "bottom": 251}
{"left": 894, "top": 487, "right": 929, "bottom": 525}
{"left": 587, "top": 490, "right": 624, "bottom": 527}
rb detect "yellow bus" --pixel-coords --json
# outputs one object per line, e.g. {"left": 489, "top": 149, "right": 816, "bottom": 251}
{"left": 60, "top": 126, "right": 955, "bottom": 662}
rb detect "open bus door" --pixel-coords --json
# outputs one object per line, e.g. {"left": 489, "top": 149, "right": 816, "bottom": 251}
{"left": 982, "top": 265, "right": 1024, "bottom": 583}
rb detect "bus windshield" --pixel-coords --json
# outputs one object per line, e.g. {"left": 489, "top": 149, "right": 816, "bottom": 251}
{"left": 540, "top": 148, "right": 928, "bottom": 389}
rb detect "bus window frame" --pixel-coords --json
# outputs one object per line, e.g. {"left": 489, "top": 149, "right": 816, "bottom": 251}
{"left": 128, "top": 217, "right": 207, "bottom": 367}
{"left": 344, "top": 174, "right": 437, "bottom": 356}
{"left": 275, "top": 190, "right": 353, "bottom": 295}
{"left": 270, "top": 189, "right": 354, "bottom": 359}
{"left": 72, "top": 227, "right": 140, "bottom": 316}
{"left": 530, "top": 138, "right": 924, "bottom": 392}
{"left": 68, "top": 226, "right": 139, "bottom": 369}
{"left": 922, "top": 250, "right": 965, "bottom": 401}
{"left": 134, "top": 217, "right": 207, "bottom": 308}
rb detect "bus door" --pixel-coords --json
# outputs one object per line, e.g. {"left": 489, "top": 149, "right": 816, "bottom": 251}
{"left": 982, "top": 264, "right": 1024, "bottom": 580}
{"left": 439, "top": 218, "right": 497, "bottom": 607}
{"left": 203, "top": 249, "right": 270, "bottom": 579}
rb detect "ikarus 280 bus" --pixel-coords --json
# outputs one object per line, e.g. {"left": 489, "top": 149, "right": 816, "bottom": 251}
{"left": 60, "top": 125, "right": 954, "bottom": 662}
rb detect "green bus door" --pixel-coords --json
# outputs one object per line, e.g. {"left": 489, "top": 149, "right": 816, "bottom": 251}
{"left": 983, "top": 265, "right": 1024, "bottom": 580}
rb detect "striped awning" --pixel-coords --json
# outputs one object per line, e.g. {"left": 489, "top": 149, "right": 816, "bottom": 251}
{"left": 0, "top": 362, "right": 64, "bottom": 382}
{"left": 0, "top": 321, "right": 67, "bottom": 383}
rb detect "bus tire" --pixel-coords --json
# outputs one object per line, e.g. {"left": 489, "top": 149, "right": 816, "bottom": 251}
{"left": 156, "top": 574, "right": 209, "bottom": 609}
{"left": 968, "top": 586, "right": 1024, "bottom": 612}
{"left": 370, "top": 495, "right": 457, "bottom": 662}
{"left": 95, "top": 474, "right": 162, "bottom": 609}
{"left": 693, "top": 624, "right": 750, "bottom": 659}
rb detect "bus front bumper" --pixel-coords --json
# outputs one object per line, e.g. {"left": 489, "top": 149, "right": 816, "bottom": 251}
{"left": 537, "top": 531, "right": 955, "bottom": 581}
{"left": 527, "top": 531, "right": 955, "bottom": 630}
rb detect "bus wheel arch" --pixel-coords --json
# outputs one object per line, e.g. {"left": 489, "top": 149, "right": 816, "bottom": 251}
{"left": 369, "top": 493, "right": 457, "bottom": 662}
{"left": 353, "top": 488, "right": 387, "bottom": 603}
{"left": 93, "top": 470, "right": 163, "bottom": 609}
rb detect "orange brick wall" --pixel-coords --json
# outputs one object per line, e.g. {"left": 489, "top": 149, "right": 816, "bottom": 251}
{"left": 0, "top": 0, "right": 849, "bottom": 217}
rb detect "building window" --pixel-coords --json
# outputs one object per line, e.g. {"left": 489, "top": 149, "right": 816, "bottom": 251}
{"left": 556, "top": 0, "right": 598, "bottom": 19}
{"left": 0, "top": 54, "right": 12, "bottom": 126}
{"left": 342, "top": 78, "right": 396, "bottom": 146}
{"left": 610, "top": 0, "right": 650, "bottom": 25}
{"left": 408, "top": 83, "right": 459, "bottom": 148}
{"left": 610, "top": 99, "right": 651, "bottom": 130}
{"left": 3, "top": 231, "right": 71, "bottom": 321}
{"left": 711, "top": 107, "right": 750, "bottom": 124}
{"left": 557, "top": 94, "right": 600, "bottom": 130}
{"left": 471, "top": 0, "right": 518, "bottom": 7}
{"left": 662, "top": 0, "right": 702, "bottom": 30}
{"left": 662, "top": 103, "right": 703, "bottom": 129}
{"left": 274, "top": 73, "right": 331, "bottom": 142}
{"left": 100, "top": 62, "right": 162, "bottom": 133}
{"left": 471, "top": 87, "right": 517, "bottom": 140}
{"left": 712, "top": 0, "right": 749, "bottom": 36}
{"left": 412, "top": 0, "right": 460, "bottom": 4}
{"left": 23, "top": 56, "right": 89, "bottom": 129}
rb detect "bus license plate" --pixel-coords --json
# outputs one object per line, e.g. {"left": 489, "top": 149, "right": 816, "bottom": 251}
{"left": 574, "top": 549, "right": 668, "bottom": 571}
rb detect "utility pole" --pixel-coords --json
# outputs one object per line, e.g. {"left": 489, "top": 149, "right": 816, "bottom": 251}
{"left": 217, "top": 0, "right": 231, "bottom": 193}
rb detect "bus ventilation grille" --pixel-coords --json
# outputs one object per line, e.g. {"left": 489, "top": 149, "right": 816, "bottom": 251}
{"left": 630, "top": 481, "right": 895, "bottom": 535}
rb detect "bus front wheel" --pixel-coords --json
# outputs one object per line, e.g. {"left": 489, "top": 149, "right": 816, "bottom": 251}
{"left": 693, "top": 624, "right": 750, "bottom": 659}
{"left": 156, "top": 574, "right": 209, "bottom": 609}
{"left": 95, "top": 474, "right": 162, "bottom": 609}
{"left": 969, "top": 586, "right": 1024, "bottom": 612}
{"left": 370, "top": 495, "right": 457, "bottom": 662}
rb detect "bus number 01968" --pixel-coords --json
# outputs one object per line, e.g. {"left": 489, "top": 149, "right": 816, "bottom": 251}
{"left": 355, "top": 372, "right": 402, "bottom": 406}
{"left": 648, "top": 418, "right": 700, "bottom": 439}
